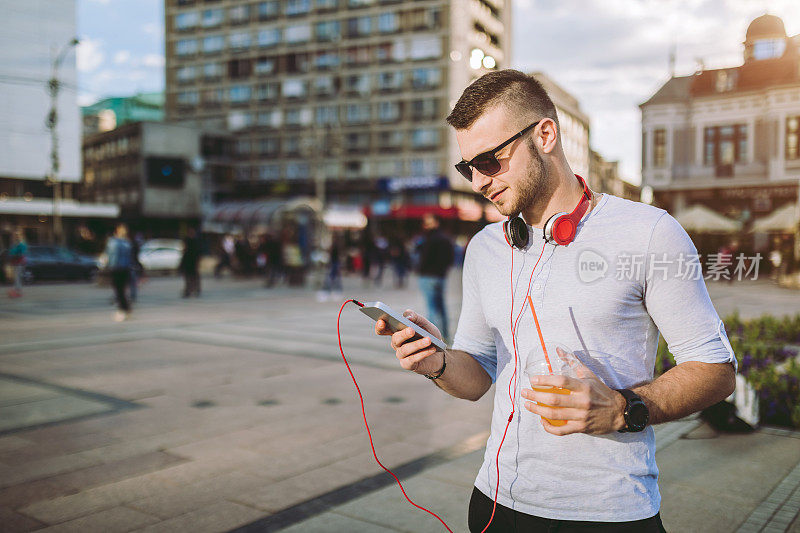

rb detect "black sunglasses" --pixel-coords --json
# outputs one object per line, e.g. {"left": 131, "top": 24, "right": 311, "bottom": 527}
{"left": 455, "top": 120, "right": 541, "bottom": 182}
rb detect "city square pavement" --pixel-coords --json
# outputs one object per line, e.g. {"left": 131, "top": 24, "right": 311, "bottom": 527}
{"left": 0, "top": 271, "right": 799, "bottom": 532}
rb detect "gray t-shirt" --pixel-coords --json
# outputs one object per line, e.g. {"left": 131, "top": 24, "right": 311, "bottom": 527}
{"left": 452, "top": 194, "right": 736, "bottom": 522}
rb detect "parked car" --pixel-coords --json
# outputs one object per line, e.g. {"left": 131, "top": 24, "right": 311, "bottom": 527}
{"left": 138, "top": 239, "right": 184, "bottom": 273}
{"left": 22, "top": 246, "right": 100, "bottom": 284}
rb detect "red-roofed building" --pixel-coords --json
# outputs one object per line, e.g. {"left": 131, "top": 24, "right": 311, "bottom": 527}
{"left": 640, "top": 14, "right": 800, "bottom": 252}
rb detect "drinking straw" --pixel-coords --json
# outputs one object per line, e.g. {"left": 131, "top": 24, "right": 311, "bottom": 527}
{"left": 526, "top": 294, "right": 553, "bottom": 374}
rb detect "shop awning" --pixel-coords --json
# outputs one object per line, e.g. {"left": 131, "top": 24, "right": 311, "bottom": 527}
{"left": 674, "top": 205, "right": 742, "bottom": 233}
{"left": 752, "top": 203, "right": 799, "bottom": 232}
{"left": 323, "top": 207, "right": 368, "bottom": 229}
{"left": 0, "top": 198, "right": 119, "bottom": 218}
{"left": 208, "top": 198, "right": 321, "bottom": 228}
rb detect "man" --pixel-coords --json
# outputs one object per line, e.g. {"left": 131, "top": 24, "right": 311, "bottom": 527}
{"left": 415, "top": 213, "right": 454, "bottom": 339}
{"left": 105, "top": 223, "right": 133, "bottom": 322}
{"left": 376, "top": 70, "right": 736, "bottom": 532}
{"left": 179, "top": 227, "right": 201, "bottom": 297}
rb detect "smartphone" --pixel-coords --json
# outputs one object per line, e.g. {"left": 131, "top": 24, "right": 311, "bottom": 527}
{"left": 359, "top": 301, "right": 448, "bottom": 352}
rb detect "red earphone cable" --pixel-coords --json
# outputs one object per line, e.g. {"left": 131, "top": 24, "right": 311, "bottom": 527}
{"left": 337, "top": 299, "right": 454, "bottom": 533}
{"left": 481, "top": 237, "right": 546, "bottom": 533}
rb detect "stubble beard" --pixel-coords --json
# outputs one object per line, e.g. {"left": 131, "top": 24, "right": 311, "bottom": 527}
{"left": 498, "top": 145, "right": 553, "bottom": 218}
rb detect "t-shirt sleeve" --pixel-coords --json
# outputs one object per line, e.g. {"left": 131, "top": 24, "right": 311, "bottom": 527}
{"left": 452, "top": 236, "right": 498, "bottom": 382}
{"left": 643, "top": 213, "right": 737, "bottom": 371}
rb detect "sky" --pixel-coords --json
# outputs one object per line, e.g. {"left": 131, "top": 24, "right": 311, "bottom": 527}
{"left": 76, "top": 0, "right": 800, "bottom": 185}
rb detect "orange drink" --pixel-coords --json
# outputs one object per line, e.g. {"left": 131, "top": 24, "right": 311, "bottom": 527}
{"left": 531, "top": 385, "right": 571, "bottom": 426}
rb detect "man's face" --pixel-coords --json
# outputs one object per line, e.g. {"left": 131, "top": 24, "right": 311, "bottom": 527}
{"left": 455, "top": 104, "right": 550, "bottom": 217}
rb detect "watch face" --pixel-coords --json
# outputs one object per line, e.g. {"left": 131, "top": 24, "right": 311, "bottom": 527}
{"left": 627, "top": 402, "right": 649, "bottom": 431}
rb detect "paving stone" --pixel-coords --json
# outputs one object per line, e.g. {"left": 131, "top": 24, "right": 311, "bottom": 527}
{"left": 127, "top": 471, "right": 268, "bottom": 519}
{"left": 0, "top": 478, "right": 78, "bottom": 508}
{"left": 133, "top": 501, "right": 265, "bottom": 533}
{"left": 278, "top": 511, "right": 401, "bottom": 533}
{"left": 0, "top": 506, "right": 46, "bottom": 532}
{"left": 35, "top": 505, "right": 160, "bottom": 532}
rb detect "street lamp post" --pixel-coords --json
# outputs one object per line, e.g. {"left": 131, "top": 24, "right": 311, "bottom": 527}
{"left": 47, "top": 37, "right": 80, "bottom": 245}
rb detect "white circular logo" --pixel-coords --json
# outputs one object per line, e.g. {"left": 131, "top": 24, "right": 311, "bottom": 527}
{"left": 577, "top": 249, "right": 608, "bottom": 283}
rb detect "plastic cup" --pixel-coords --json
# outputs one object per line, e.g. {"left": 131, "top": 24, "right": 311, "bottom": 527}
{"left": 524, "top": 348, "right": 575, "bottom": 427}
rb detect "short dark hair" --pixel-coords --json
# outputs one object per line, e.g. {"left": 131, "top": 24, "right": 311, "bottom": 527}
{"left": 446, "top": 69, "right": 559, "bottom": 131}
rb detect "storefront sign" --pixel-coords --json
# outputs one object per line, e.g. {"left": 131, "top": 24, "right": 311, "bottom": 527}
{"left": 377, "top": 176, "right": 449, "bottom": 193}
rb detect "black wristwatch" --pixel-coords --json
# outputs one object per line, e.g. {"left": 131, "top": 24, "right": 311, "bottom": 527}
{"left": 616, "top": 389, "right": 649, "bottom": 433}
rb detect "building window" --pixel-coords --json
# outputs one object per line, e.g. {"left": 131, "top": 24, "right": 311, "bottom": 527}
{"left": 346, "top": 133, "right": 370, "bottom": 153}
{"left": 176, "top": 39, "right": 198, "bottom": 56}
{"left": 175, "top": 11, "right": 199, "bottom": 30}
{"left": 315, "top": 52, "right": 340, "bottom": 70}
{"left": 315, "top": 76, "right": 336, "bottom": 96}
{"left": 236, "top": 139, "right": 252, "bottom": 156}
{"left": 315, "top": 105, "right": 339, "bottom": 124}
{"left": 286, "top": 161, "right": 310, "bottom": 179}
{"left": 410, "top": 99, "right": 437, "bottom": 120}
{"left": 345, "top": 104, "right": 370, "bottom": 124}
{"left": 257, "top": 1, "right": 279, "bottom": 20}
{"left": 703, "top": 124, "right": 747, "bottom": 167}
{"left": 177, "top": 90, "right": 199, "bottom": 106}
{"left": 316, "top": 0, "right": 338, "bottom": 10}
{"left": 230, "top": 32, "right": 252, "bottom": 51}
{"left": 255, "top": 57, "right": 276, "bottom": 75}
{"left": 377, "top": 158, "right": 403, "bottom": 176}
{"left": 348, "top": 0, "right": 373, "bottom": 7}
{"left": 653, "top": 128, "right": 666, "bottom": 168}
{"left": 202, "top": 89, "right": 223, "bottom": 105}
{"left": 411, "top": 68, "right": 441, "bottom": 89}
{"left": 410, "top": 158, "right": 439, "bottom": 176}
{"left": 203, "top": 62, "right": 223, "bottom": 79}
{"left": 377, "top": 101, "right": 400, "bottom": 122}
{"left": 753, "top": 39, "right": 786, "bottom": 60}
{"left": 344, "top": 46, "right": 371, "bottom": 66}
{"left": 229, "top": 5, "right": 250, "bottom": 24}
{"left": 202, "top": 8, "right": 224, "bottom": 27}
{"left": 316, "top": 20, "right": 341, "bottom": 42}
{"left": 257, "top": 109, "right": 282, "bottom": 127}
{"left": 286, "top": 0, "right": 311, "bottom": 16}
{"left": 258, "top": 28, "right": 281, "bottom": 48}
{"left": 202, "top": 35, "right": 225, "bottom": 54}
{"left": 409, "top": 36, "right": 441, "bottom": 60}
{"left": 176, "top": 66, "right": 197, "bottom": 83}
{"left": 376, "top": 71, "right": 403, "bottom": 91}
{"left": 257, "top": 164, "right": 281, "bottom": 180}
{"left": 256, "top": 83, "right": 279, "bottom": 101}
{"left": 410, "top": 128, "right": 440, "bottom": 148}
{"left": 228, "top": 85, "right": 252, "bottom": 103}
{"left": 283, "top": 79, "right": 309, "bottom": 99}
{"left": 285, "top": 24, "right": 312, "bottom": 44}
{"left": 378, "top": 131, "right": 403, "bottom": 150}
{"left": 787, "top": 116, "right": 800, "bottom": 160}
{"left": 345, "top": 74, "right": 370, "bottom": 96}
{"left": 347, "top": 16, "right": 372, "bottom": 37}
{"left": 378, "top": 12, "right": 399, "bottom": 33}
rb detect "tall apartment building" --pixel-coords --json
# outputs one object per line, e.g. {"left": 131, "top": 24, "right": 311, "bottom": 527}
{"left": 164, "top": 0, "right": 511, "bottom": 219}
{"left": 0, "top": 0, "right": 117, "bottom": 246}
{"left": 641, "top": 14, "right": 800, "bottom": 240}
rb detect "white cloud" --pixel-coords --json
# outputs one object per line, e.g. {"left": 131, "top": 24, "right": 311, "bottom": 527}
{"left": 76, "top": 38, "right": 104, "bottom": 73}
{"left": 142, "top": 54, "right": 165, "bottom": 68}
{"left": 113, "top": 50, "right": 131, "bottom": 65}
{"left": 142, "top": 22, "right": 160, "bottom": 35}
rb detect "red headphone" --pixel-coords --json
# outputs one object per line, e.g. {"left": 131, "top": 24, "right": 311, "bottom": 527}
{"left": 503, "top": 174, "right": 592, "bottom": 249}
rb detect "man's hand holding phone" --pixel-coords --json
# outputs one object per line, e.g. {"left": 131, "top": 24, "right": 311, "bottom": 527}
{"left": 375, "top": 310, "right": 445, "bottom": 376}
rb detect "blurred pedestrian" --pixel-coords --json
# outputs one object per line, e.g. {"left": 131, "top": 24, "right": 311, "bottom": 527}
{"left": 318, "top": 235, "right": 343, "bottom": 300}
{"left": 179, "top": 228, "right": 201, "bottom": 298}
{"left": 129, "top": 232, "right": 144, "bottom": 302}
{"left": 7, "top": 228, "right": 27, "bottom": 298}
{"left": 263, "top": 231, "right": 283, "bottom": 287}
{"left": 373, "top": 234, "right": 389, "bottom": 287}
{"left": 416, "top": 213, "right": 454, "bottom": 339}
{"left": 389, "top": 236, "right": 410, "bottom": 289}
{"left": 214, "top": 234, "right": 235, "bottom": 278}
{"left": 105, "top": 223, "right": 133, "bottom": 321}
{"left": 359, "top": 230, "right": 375, "bottom": 288}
